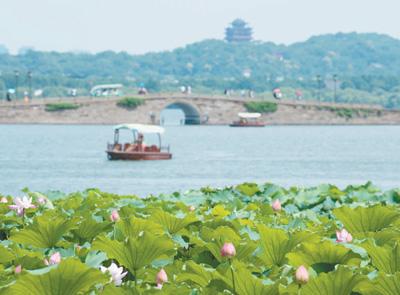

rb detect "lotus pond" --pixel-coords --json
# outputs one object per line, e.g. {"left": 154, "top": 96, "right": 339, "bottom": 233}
{"left": 0, "top": 182, "right": 400, "bottom": 294}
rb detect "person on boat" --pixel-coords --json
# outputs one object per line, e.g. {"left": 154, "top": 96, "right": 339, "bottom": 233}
{"left": 135, "top": 133, "right": 146, "bottom": 151}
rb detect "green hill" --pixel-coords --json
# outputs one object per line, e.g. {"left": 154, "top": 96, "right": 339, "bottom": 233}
{"left": 0, "top": 32, "right": 400, "bottom": 107}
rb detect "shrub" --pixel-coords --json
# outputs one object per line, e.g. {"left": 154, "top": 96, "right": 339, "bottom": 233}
{"left": 116, "top": 97, "right": 144, "bottom": 109}
{"left": 244, "top": 101, "right": 278, "bottom": 113}
{"left": 317, "top": 106, "right": 380, "bottom": 119}
{"left": 45, "top": 102, "right": 80, "bottom": 112}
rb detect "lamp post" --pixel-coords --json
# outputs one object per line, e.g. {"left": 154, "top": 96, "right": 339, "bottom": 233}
{"left": 14, "top": 70, "right": 19, "bottom": 99}
{"left": 0, "top": 71, "right": 3, "bottom": 100}
{"left": 316, "top": 75, "right": 321, "bottom": 102}
{"left": 333, "top": 74, "right": 338, "bottom": 103}
{"left": 27, "top": 71, "right": 32, "bottom": 100}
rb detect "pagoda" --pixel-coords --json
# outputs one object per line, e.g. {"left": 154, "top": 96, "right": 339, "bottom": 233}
{"left": 225, "top": 19, "right": 253, "bottom": 42}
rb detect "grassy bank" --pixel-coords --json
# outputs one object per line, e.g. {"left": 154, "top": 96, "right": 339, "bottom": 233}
{"left": 0, "top": 182, "right": 399, "bottom": 294}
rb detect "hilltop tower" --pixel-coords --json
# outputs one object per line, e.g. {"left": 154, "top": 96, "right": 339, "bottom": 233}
{"left": 225, "top": 19, "right": 253, "bottom": 42}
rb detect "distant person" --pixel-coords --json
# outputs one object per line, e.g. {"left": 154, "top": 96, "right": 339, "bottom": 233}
{"left": 135, "top": 133, "right": 146, "bottom": 151}
{"left": 248, "top": 90, "right": 254, "bottom": 98}
{"left": 295, "top": 90, "right": 303, "bottom": 100}
{"left": 187, "top": 85, "right": 192, "bottom": 94}
{"left": 24, "top": 91, "right": 29, "bottom": 103}
{"left": 6, "top": 92, "right": 11, "bottom": 102}
{"left": 149, "top": 112, "right": 156, "bottom": 124}
{"left": 138, "top": 87, "right": 148, "bottom": 95}
{"left": 273, "top": 88, "right": 282, "bottom": 100}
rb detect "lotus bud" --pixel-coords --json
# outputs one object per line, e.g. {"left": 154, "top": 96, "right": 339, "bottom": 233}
{"left": 336, "top": 228, "right": 352, "bottom": 243}
{"left": 15, "top": 265, "right": 22, "bottom": 274}
{"left": 220, "top": 242, "right": 236, "bottom": 258}
{"left": 156, "top": 268, "right": 168, "bottom": 289}
{"left": 272, "top": 199, "right": 282, "bottom": 211}
{"left": 188, "top": 205, "right": 195, "bottom": 212}
{"left": 346, "top": 233, "right": 353, "bottom": 243}
{"left": 0, "top": 197, "right": 8, "bottom": 203}
{"left": 110, "top": 210, "right": 120, "bottom": 222}
{"left": 44, "top": 252, "right": 61, "bottom": 265}
{"left": 295, "top": 265, "right": 309, "bottom": 284}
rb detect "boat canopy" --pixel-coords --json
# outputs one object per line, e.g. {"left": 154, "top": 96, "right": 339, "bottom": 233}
{"left": 90, "top": 84, "right": 123, "bottom": 96}
{"left": 114, "top": 124, "right": 165, "bottom": 134}
{"left": 238, "top": 112, "right": 261, "bottom": 119}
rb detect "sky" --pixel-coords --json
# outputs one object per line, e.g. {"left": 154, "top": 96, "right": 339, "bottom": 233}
{"left": 0, "top": 0, "right": 399, "bottom": 54}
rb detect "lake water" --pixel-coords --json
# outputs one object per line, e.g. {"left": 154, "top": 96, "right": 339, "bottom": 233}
{"left": 0, "top": 124, "right": 399, "bottom": 197}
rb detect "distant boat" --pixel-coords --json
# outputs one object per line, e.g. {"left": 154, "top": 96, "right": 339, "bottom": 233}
{"left": 229, "top": 112, "right": 265, "bottom": 127}
{"left": 106, "top": 124, "right": 172, "bottom": 160}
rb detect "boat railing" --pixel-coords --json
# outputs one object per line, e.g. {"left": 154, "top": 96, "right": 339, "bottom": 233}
{"left": 108, "top": 142, "right": 170, "bottom": 153}
{"left": 161, "top": 145, "right": 170, "bottom": 153}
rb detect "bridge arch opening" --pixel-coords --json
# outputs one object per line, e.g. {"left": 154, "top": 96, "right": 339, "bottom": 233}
{"left": 160, "top": 102, "right": 201, "bottom": 125}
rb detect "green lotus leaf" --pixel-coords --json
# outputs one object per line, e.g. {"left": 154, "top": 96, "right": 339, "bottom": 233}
{"left": 3, "top": 258, "right": 107, "bottom": 295}
{"left": 258, "top": 225, "right": 318, "bottom": 267}
{"left": 0, "top": 245, "right": 14, "bottom": 264}
{"left": 333, "top": 205, "right": 400, "bottom": 237}
{"left": 92, "top": 232, "right": 175, "bottom": 274}
{"left": 201, "top": 226, "right": 241, "bottom": 243}
{"left": 287, "top": 241, "right": 361, "bottom": 272}
{"left": 150, "top": 210, "right": 198, "bottom": 235}
{"left": 10, "top": 214, "right": 77, "bottom": 248}
{"left": 13, "top": 247, "right": 44, "bottom": 270}
{"left": 361, "top": 241, "right": 400, "bottom": 274}
{"left": 85, "top": 251, "right": 108, "bottom": 268}
{"left": 235, "top": 242, "right": 258, "bottom": 262}
{"left": 211, "top": 205, "right": 231, "bottom": 218}
{"left": 367, "top": 229, "right": 400, "bottom": 246}
{"left": 371, "top": 272, "right": 400, "bottom": 295}
{"left": 234, "top": 267, "right": 279, "bottom": 295}
{"left": 215, "top": 261, "right": 279, "bottom": 295}
{"left": 71, "top": 217, "right": 111, "bottom": 243}
{"left": 100, "top": 284, "right": 140, "bottom": 294}
{"left": 300, "top": 266, "right": 367, "bottom": 295}
{"left": 236, "top": 183, "right": 260, "bottom": 197}
{"left": 116, "top": 216, "right": 164, "bottom": 238}
{"left": 176, "top": 261, "right": 214, "bottom": 288}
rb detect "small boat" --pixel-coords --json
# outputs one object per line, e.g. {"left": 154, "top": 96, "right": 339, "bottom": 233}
{"left": 106, "top": 124, "right": 172, "bottom": 160}
{"left": 229, "top": 112, "right": 265, "bottom": 127}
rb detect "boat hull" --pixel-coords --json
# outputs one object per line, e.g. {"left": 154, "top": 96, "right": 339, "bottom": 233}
{"left": 106, "top": 150, "right": 172, "bottom": 160}
{"left": 229, "top": 122, "right": 265, "bottom": 127}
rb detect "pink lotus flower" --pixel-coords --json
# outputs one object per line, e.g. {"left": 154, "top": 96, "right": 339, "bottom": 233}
{"left": 44, "top": 252, "right": 61, "bottom": 265}
{"left": 220, "top": 242, "right": 236, "bottom": 258}
{"left": 188, "top": 205, "right": 195, "bottom": 212}
{"left": 295, "top": 265, "right": 309, "bottom": 284}
{"left": 1, "top": 197, "right": 8, "bottom": 203}
{"left": 15, "top": 265, "right": 22, "bottom": 274}
{"left": 100, "top": 262, "right": 127, "bottom": 286}
{"left": 9, "top": 196, "right": 36, "bottom": 216}
{"left": 156, "top": 268, "right": 168, "bottom": 289}
{"left": 110, "top": 210, "right": 120, "bottom": 222}
{"left": 272, "top": 199, "right": 282, "bottom": 211}
{"left": 336, "top": 228, "right": 353, "bottom": 243}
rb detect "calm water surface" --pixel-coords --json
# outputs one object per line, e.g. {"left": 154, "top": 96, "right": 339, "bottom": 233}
{"left": 0, "top": 125, "right": 399, "bottom": 196}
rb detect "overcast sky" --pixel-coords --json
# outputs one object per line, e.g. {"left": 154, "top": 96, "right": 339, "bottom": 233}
{"left": 1, "top": 0, "right": 399, "bottom": 54}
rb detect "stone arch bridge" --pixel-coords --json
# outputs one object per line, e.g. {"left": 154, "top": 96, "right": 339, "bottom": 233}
{"left": 137, "top": 95, "right": 246, "bottom": 125}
